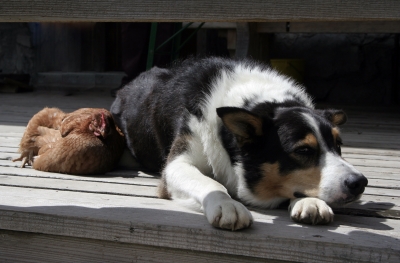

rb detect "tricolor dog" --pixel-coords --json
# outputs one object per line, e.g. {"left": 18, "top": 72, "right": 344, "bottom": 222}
{"left": 111, "top": 57, "right": 368, "bottom": 230}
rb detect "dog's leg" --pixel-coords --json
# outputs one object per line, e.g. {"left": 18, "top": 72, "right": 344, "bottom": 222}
{"left": 164, "top": 154, "right": 253, "bottom": 231}
{"left": 289, "top": 197, "right": 334, "bottom": 225}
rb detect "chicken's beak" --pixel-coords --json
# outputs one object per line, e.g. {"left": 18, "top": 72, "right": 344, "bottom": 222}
{"left": 99, "top": 128, "right": 106, "bottom": 138}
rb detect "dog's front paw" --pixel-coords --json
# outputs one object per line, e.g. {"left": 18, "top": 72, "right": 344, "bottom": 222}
{"left": 289, "top": 197, "right": 334, "bottom": 225}
{"left": 203, "top": 192, "right": 253, "bottom": 230}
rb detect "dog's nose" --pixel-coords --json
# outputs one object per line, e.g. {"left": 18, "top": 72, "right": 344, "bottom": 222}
{"left": 344, "top": 173, "right": 368, "bottom": 195}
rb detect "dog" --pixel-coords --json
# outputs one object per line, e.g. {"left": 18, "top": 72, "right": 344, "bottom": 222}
{"left": 111, "top": 57, "right": 368, "bottom": 230}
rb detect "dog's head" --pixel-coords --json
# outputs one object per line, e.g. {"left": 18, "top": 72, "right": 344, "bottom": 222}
{"left": 217, "top": 104, "right": 368, "bottom": 207}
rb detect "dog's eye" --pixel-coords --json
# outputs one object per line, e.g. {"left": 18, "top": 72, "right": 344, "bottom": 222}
{"left": 294, "top": 146, "right": 315, "bottom": 155}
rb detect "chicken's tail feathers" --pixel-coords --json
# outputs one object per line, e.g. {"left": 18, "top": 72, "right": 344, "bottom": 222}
{"left": 29, "top": 107, "right": 66, "bottom": 130}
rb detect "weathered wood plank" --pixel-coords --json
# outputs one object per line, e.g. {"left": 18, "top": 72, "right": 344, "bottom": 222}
{"left": 344, "top": 134, "right": 400, "bottom": 140}
{"left": 345, "top": 119, "right": 400, "bottom": 125}
{"left": 343, "top": 130, "right": 400, "bottom": 137}
{"left": 0, "top": 175, "right": 158, "bottom": 198}
{"left": 344, "top": 115, "right": 400, "bottom": 122}
{"left": 342, "top": 147, "right": 400, "bottom": 157}
{"left": 0, "top": 91, "right": 114, "bottom": 109}
{"left": 258, "top": 21, "right": 400, "bottom": 33}
{"left": 0, "top": 230, "right": 280, "bottom": 263}
{"left": 0, "top": 115, "right": 34, "bottom": 124}
{"left": 343, "top": 141, "right": 400, "bottom": 150}
{"left": 1, "top": 186, "right": 399, "bottom": 263}
{"left": 357, "top": 167, "right": 400, "bottom": 177}
{"left": 0, "top": 124, "right": 26, "bottom": 133}
{"left": 0, "top": 132, "right": 23, "bottom": 137}
{"left": 343, "top": 134, "right": 400, "bottom": 143}
{"left": 0, "top": 147, "right": 18, "bottom": 154}
{"left": 334, "top": 206, "right": 400, "bottom": 220}
{"left": 367, "top": 179, "right": 400, "bottom": 189}
{"left": 0, "top": 137, "right": 21, "bottom": 143}
{"left": 343, "top": 153, "right": 400, "bottom": 162}
{"left": 0, "top": 126, "right": 26, "bottom": 133}
{"left": 1, "top": 0, "right": 400, "bottom": 22}
{"left": 364, "top": 187, "right": 400, "bottom": 197}
{"left": 347, "top": 195, "right": 400, "bottom": 210}
{"left": 346, "top": 159, "right": 400, "bottom": 169}
{"left": 0, "top": 165, "right": 159, "bottom": 186}
{"left": 0, "top": 147, "right": 17, "bottom": 153}
{"left": 343, "top": 130, "right": 400, "bottom": 136}
{"left": 344, "top": 123, "right": 400, "bottom": 130}
{"left": 0, "top": 152, "right": 25, "bottom": 162}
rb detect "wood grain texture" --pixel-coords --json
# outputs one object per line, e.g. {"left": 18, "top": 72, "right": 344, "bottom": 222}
{"left": 0, "top": 230, "right": 284, "bottom": 263}
{"left": 1, "top": 186, "right": 400, "bottom": 263}
{"left": 258, "top": 21, "right": 400, "bottom": 33}
{"left": 1, "top": 0, "right": 400, "bottom": 22}
{"left": 1, "top": 91, "right": 400, "bottom": 262}
{"left": 0, "top": 174, "right": 159, "bottom": 198}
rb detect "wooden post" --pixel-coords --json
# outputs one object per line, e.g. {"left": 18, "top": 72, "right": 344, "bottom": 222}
{"left": 392, "top": 34, "right": 399, "bottom": 104}
{"left": 235, "top": 23, "right": 249, "bottom": 58}
{"left": 146, "top": 23, "right": 158, "bottom": 70}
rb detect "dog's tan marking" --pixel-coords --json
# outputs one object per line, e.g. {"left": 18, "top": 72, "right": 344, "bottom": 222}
{"left": 332, "top": 127, "right": 340, "bottom": 143}
{"left": 254, "top": 163, "right": 283, "bottom": 200}
{"left": 158, "top": 175, "right": 171, "bottom": 199}
{"left": 301, "top": 133, "right": 318, "bottom": 148}
{"left": 331, "top": 111, "right": 347, "bottom": 126}
{"left": 283, "top": 168, "right": 321, "bottom": 198}
{"left": 166, "top": 134, "right": 191, "bottom": 163}
{"left": 223, "top": 112, "right": 263, "bottom": 137}
{"left": 290, "top": 134, "right": 319, "bottom": 163}
{"left": 159, "top": 133, "right": 191, "bottom": 199}
{"left": 254, "top": 163, "right": 321, "bottom": 200}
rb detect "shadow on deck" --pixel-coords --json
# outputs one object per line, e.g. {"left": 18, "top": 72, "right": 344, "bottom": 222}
{"left": 0, "top": 91, "right": 399, "bottom": 262}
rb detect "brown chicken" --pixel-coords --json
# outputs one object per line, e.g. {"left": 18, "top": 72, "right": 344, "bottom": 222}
{"left": 13, "top": 107, "right": 125, "bottom": 175}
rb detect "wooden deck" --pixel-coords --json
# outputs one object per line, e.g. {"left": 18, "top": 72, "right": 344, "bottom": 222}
{"left": 0, "top": 90, "right": 400, "bottom": 262}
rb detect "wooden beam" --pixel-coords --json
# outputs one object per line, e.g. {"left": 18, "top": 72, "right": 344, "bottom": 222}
{"left": 1, "top": 0, "right": 400, "bottom": 22}
{"left": 0, "top": 230, "right": 280, "bottom": 263}
{"left": 1, "top": 186, "right": 400, "bottom": 263}
{"left": 258, "top": 21, "right": 400, "bottom": 33}
{"left": 186, "top": 22, "right": 237, "bottom": 29}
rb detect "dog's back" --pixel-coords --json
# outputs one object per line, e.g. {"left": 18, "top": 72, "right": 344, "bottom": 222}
{"left": 112, "top": 57, "right": 254, "bottom": 170}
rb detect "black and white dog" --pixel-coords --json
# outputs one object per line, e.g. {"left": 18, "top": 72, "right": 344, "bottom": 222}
{"left": 111, "top": 57, "right": 368, "bottom": 230}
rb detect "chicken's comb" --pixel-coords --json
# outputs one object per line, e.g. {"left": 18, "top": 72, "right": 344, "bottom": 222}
{"left": 100, "top": 112, "right": 106, "bottom": 129}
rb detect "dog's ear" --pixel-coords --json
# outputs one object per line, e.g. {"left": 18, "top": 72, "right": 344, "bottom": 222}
{"left": 318, "top": 109, "right": 347, "bottom": 126}
{"left": 217, "top": 107, "right": 263, "bottom": 146}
